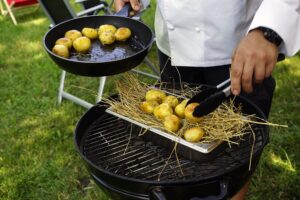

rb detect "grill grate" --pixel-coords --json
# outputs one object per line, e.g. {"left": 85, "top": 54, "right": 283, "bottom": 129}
{"left": 81, "top": 113, "right": 264, "bottom": 182}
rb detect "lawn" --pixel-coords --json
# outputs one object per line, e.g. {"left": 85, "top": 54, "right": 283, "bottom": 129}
{"left": 0, "top": 1, "right": 299, "bottom": 200}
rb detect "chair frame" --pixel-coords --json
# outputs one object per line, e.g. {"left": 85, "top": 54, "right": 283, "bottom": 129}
{"left": 0, "top": 0, "right": 39, "bottom": 25}
{"left": 39, "top": 0, "right": 159, "bottom": 109}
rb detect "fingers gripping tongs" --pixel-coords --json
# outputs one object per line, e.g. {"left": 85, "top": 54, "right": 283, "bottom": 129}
{"left": 187, "top": 78, "right": 232, "bottom": 117}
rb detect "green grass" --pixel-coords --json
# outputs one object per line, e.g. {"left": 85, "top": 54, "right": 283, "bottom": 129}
{"left": 0, "top": 1, "right": 299, "bottom": 200}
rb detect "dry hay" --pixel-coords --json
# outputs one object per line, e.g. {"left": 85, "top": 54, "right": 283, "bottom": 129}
{"left": 104, "top": 74, "right": 284, "bottom": 146}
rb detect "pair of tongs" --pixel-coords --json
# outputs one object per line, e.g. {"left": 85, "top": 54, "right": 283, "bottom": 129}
{"left": 187, "top": 78, "right": 232, "bottom": 117}
{"left": 186, "top": 54, "right": 286, "bottom": 117}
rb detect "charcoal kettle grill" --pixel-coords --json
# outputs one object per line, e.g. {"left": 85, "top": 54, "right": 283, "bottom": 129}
{"left": 74, "top": 95, "right": 269, "bottom": 200}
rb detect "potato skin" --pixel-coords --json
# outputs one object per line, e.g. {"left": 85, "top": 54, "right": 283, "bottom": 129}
{"left": 175, "top": 99, "right": 188, "bottom": 118}
{"left": 64, "top": 30, "right": 82, "bottom": 42}
{"left": 163, "top": 114, "right": 181, "bottom": 132}
{"left": 163, "top": 96, "right": 179, "bottom": 108}
{"left": 73, "top": 36, "right": 91, "bottom": 53}
{"left": 82, "top": 27, "right": 98, "bottom": 39}
{"left": 98, "top": 24, "right": 117, "bottom": 36}
{"left": 115, "top": 27, "right": 131, "bottom": 41}
{"left": 185, "top": 103, "right": 202, "bottom": 122}
{"left": 140, "top": 101, "right": 159, "bottom": 114}
{"left": 99, "top": 31, "right": 115, "bottom": 45}
{"left": 52, "top": 44, "right": 69, "bottom": 58}
{"left": 184, "top": 127, "right": 205, "bottom": 142}
{"left": 145, "top": 90, "right": 166, "bottom": 104}
{"left": 153, "top": 103, "right": 173, "bottom": 120}
{"left": 55, "top": 37, "right": 72, "bottom": 49}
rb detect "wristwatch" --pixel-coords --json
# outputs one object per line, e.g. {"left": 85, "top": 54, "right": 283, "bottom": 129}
{"left": 257, "top": 27, "right": 283, "bottom": 46}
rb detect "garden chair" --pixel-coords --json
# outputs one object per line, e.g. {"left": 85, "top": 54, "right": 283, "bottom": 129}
{"left": 0, "top": 0, "right": 39, "bottom": 25}
{"left": 39, "top": 0, "right": 159, "bottom": 109}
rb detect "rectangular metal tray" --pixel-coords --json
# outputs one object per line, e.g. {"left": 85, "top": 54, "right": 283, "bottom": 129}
{"left": 106, "top": 107, "right": 223, "bottom": 154}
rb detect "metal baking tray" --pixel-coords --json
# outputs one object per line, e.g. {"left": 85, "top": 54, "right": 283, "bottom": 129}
{"left": 106, "top": 107, "right": 223, "bottom": 155}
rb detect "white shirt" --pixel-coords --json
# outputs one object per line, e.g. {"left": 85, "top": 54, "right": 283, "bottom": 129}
{"left": 154, "top": 0, "right": 300, "bottom": 67}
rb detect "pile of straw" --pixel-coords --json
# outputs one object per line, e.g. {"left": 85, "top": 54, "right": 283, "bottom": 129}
{"left": 104, "top": 74, "right": 280, "bottom": 145}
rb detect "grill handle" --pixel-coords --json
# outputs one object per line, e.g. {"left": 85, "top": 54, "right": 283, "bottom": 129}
{"left": 150, "top": 187, "right": 167, "bottom": 200}
{"left": 190, "top": 180, "right": 228, "bottom": 200}
{"left": 149, "top": 180, "right": 228, "bottom": 200}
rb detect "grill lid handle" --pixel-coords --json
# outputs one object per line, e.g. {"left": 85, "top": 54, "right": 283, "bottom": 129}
{"left": 149, "top": 180, "right": 228, "bottom": 200}
{"left": 190, "top": 180, "right": 228, "bottom": 200}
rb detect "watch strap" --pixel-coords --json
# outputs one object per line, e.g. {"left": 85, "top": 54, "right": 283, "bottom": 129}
{"left": 257, "top": 27, "right": 283, "bottom": 46}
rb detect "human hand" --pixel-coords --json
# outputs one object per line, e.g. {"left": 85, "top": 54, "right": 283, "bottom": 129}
{"left": 230, "top": 29, "right": 279, "bottom": 95}
{"left": 114, "top": 0, "right": 141, "bottom": 13}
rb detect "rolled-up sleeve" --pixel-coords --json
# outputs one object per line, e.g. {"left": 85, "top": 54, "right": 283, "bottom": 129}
{"left": 249, "top": 0, "right": 300, "bottom": 56}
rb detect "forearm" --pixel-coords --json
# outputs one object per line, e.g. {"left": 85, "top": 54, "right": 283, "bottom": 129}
{"left": 248, "top": 0, "right": 300, "bottom": 56}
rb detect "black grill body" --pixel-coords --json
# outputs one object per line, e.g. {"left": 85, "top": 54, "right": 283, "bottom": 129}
{"left": 74, "top": 95, "right": 268, "bottom": 200}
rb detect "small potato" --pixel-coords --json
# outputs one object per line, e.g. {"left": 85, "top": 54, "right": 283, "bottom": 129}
{"left": 73, "top": 36, "right": 91, "bottom": 53}
{"left": 55, "top": 37, "right": 72, "bottom": 49}
{"left": 163, "top": 96, "right": 179, "bottom": 108}
{"left": 52, "top": 44, "right": 69, "bottom": 58}
{"left": 98, "top": 24, "right": 117, "bottom": 36}
{"left": 145, "top": 89, "right": 166, "bottom": 104}
{"left": 163, "top": 114, "right": 181, "bottom": 132}
{"left": 82, "top": 27, "right": 98, "bottom": 39}
{"left": 65, "top": 30, "right": 82, "bottom": 42}
{"left": 153, "top": 103, "right": 173, "bottom": 120}
{"left": 99, "top": 31, "right": 115, "bottom": 45}
{"left": 184, "top": 103, "right": 202, "bottom": 122}
{"left": 115, "top": 27, "right": 131, "bottom": 41}
{"left": 140, "top": 101, "right": 159, "bottom": 114}
{"left": 184, "top": 127, "right": 205, "bottom": 142}
{"left": 175, "top": 99, "right": 188, "bottom": 118}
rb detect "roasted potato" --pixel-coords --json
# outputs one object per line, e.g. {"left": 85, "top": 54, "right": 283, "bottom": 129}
{"left": 115, "top": 27, "right": 131, "bottom": 41}
{"left": 145, "top": 89, "right": 166, "bottom": 104}
{"left": 163, "top": 114, "right": 181, "bottom": 132}
{"left": 184, "top": 103, "right": 202, "bottom": 122}
{"left": 153, "top": 103, "right": 173, "bottom": 120}
{"left": 99, "top": 31, "right": 115, "bottom": 45}
{"left": 82, "top": 27, "right": 98, "bottom": 39}
{"left": 52, "top": 44, "right": 69, "bottom": 58}
{"left": 73, "top": 36, "right": 91, "bottom": 53}
{"left": 98, "top": 24, "right": 117, "bottom": 36}
{"left": 163, "top": 95, "right": 179, "bottom": 108}
{"left": 183, "top": 127, "right": 205, "bottom": 142}
{"left": 175, "top": 99, "right": 188, "bottom": 118}
{"left": 64, "top": 30, "right": 82, "bottom": 42}
{"left": 55, "top": 37, "right": 72, "bottom": 49}
{"left": 140, "top": 101, "right": 159, "bottom": 114}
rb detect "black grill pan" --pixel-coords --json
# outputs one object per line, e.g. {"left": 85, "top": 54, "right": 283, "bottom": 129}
{"left": 43, "top": 10, "right": 153, "bottom": 77}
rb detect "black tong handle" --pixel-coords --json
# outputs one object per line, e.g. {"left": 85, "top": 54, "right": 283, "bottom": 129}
{"left": 193, "top": 85, "right": 231, "bottom": 117}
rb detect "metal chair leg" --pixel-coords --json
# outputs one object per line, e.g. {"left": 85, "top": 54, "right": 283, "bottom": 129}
{"left": 3, "top": 0, "right": 17, "bottom": 25}
{"left": 97, "top": 76, "right": 107, "bottom": 102}
{"left": 58, "top": 70, "right": 66, "bottom": 105}
{"left": 0, "top": 0, "right": 6, "bottom": 15}
{"left": 143, "top": 56, "right": 160, "bottom": 76}
{"left": 58, "top": 70, "right": 94, "bottom": 109}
